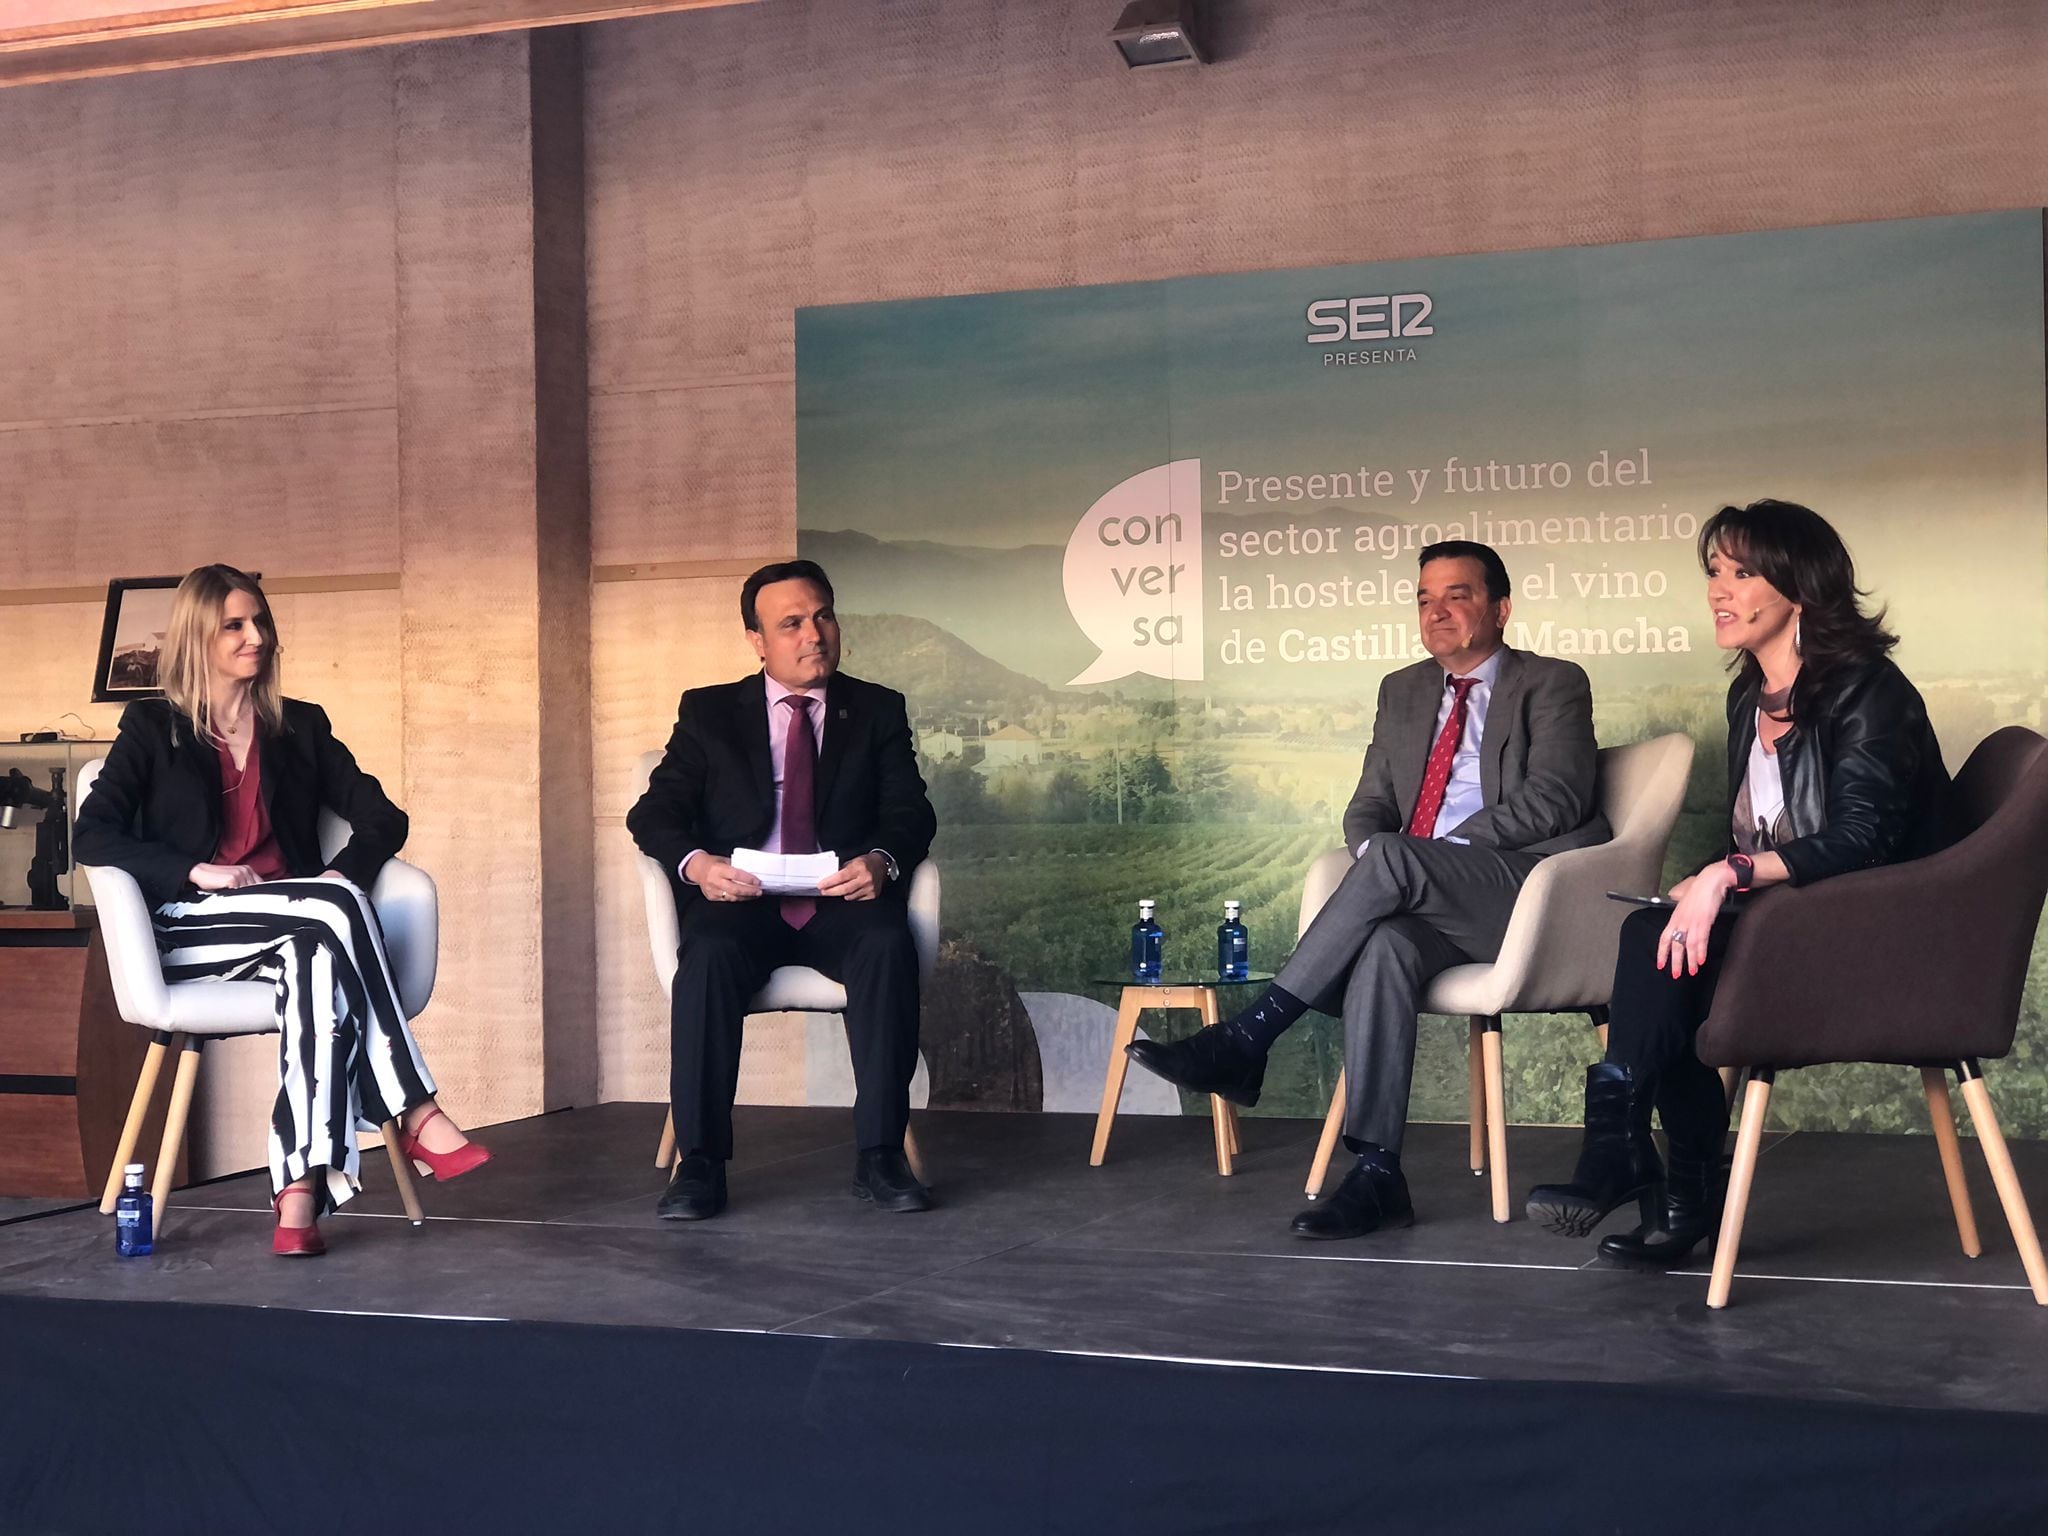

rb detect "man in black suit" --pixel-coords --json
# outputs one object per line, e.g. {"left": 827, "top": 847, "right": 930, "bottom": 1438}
{"left": 628, "top": 559, "right": 937, "bottom": 1220}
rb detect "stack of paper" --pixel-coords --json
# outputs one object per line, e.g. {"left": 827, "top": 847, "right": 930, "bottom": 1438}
{"left": 729, "top": 847, "right": 840, "bottom": 895}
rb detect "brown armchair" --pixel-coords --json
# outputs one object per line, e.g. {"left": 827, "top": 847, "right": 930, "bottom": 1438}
{"left": 1695, "top": 726, "right": 2048, "bottom": 1309}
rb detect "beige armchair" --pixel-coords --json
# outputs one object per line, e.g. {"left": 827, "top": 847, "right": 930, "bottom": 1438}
{"left": 1301, "top": 732, "right": 1695, "bottom": 1222}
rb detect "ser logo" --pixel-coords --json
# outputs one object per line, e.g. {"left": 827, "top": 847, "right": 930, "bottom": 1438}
{"left": 1304, "top": 293, "right": 1434, "bottom": 344}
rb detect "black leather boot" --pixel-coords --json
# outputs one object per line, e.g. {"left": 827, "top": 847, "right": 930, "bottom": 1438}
{"left": 1598, "top": 1147, "right": 1723, "bottom": 1267}
{"left": 1525, "top": 1063, "right": 1659, "bottom": 1237}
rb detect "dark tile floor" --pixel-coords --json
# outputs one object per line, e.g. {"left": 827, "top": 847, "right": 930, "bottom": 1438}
{"left": 2, "top": 1102, "right": 2043, "bottom": 1415}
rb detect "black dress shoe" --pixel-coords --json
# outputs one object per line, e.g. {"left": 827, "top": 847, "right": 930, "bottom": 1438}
{"left": 854, "top": 1147, "right": 933, "bottom": 1213}
{"left": 657, "top": 1153, "right": 727, "bottom": 1220}
{"left": 1291, "top": 1158, "right": 1414, "bottom": 1240}
{"left": 1125, "top": 1026, "right": 1265, "bottom": 1107}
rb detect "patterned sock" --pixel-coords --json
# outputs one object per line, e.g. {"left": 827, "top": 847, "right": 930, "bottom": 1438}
{"left": 1220, "top": 984, "right": 1308, "bottom": 1054}
{"left": 1344, "top": 1140, "right": 1402, "bottom": 1176}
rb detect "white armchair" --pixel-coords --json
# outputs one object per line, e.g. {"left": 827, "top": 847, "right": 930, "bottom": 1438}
{"left": 1300, "top": 733, "right": 1695, "bottom": 1220}
{"left": 74, "top": 757, "right": 439, "bottom": 1237}
{"left": 632, "top": 751, "right": 939, "bottom": 1179}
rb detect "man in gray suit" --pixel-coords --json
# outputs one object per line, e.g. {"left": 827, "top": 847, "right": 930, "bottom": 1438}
{"left": 1127, "top": 540, "right": 1608, "bottom": 1239}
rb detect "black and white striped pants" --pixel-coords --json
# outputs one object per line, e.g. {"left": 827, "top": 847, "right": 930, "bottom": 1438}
{"left": 153, "top": 878, "right": 436, "bottom": 1212}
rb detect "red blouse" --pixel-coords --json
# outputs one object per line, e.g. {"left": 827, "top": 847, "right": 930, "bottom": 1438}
{"left": 214, "top": 740, "right": 289, "bottom": 882}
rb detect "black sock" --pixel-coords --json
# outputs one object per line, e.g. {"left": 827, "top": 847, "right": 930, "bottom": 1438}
{"left": 1342, "top": 1139, "right": 1401, "bottom": 1176}
{"left": 1220, "top": 984, "right": 1308, "bottom": 1053}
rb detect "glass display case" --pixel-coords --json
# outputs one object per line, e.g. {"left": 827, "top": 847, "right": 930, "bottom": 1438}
{"left": 0, "top": 740, "right": 102, "bottom": 917}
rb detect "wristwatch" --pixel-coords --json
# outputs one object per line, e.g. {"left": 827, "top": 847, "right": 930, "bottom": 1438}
{"left": 1725, "top": 853, "right": 1755, "bottom": 892}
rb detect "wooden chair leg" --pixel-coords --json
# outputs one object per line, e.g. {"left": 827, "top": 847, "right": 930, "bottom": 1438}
{"left": 1089, "top": 990, "right": 1146, "bottom": 1166}
{"left": 1466, "top": 1018, "right": 1486, "bottom": 1176}
{"left": 1921, "top": 1067, "right": 1981, "bottom": 1259}
{"left": 903, "top": 1121, "right": 928, "bottom": 1185}
{"left": 1224, "top": 1104, "right": 1242, "bottom": 1157}
{"left": 1708, "top": 1069, "right": 1773, "bottom": 1309}
{"left": 99, "top": 1033, "right": 171, "bottom": 1215}
{"left": 149, "top": 1035, "right": 201, "bottom": 1241}
{"left": 1306, "top": 1069, "right": 1346, "bottom": 1197}
{"left": 1479, "top": 1017, "right": 1509, "bottom": 1222}
{"left": 654, "top": 1107, "right": 677, "bottom": 1171}
{"left": 379, "top": 1120, "right": 427, "bottom": 1226}
{"left": 1957, "top": 1066, "right": 2048, "bottom": 1305}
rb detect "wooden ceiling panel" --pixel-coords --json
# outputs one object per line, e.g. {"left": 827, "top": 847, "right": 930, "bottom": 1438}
{"left": 0, "top": 0, "right": 754, "bottom": 88}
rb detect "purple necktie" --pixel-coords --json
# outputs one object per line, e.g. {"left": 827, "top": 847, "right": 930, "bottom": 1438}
{"left": 778, "top": 694, "right": 818, "bottom": 929}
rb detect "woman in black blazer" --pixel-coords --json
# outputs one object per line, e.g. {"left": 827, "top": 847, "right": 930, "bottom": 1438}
{"left": 75, "top": 565, "right": 489, "bottom": 1256}
{"left": 1526, "top": 502, "right": 1949, "bottom": 1266}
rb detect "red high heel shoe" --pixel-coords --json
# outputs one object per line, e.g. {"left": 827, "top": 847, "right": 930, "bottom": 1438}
{"left": 397, "top": 1105, "right": 492, "bottom": 1181}
{"left": 272, "top": 1186, "right": 326, "bottom": 1258}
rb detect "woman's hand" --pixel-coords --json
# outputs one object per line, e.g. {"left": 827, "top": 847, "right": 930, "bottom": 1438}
{"left": 189, "top": 862, "right": 262, "bottom": 891}
{"left": 1657, "top": 863, "right": 1737, "bottom": 978}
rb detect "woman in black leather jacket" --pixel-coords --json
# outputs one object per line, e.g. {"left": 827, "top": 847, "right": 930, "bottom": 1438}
{"left": 1526, "top": 500, "right": 1950, "bottom": 1266}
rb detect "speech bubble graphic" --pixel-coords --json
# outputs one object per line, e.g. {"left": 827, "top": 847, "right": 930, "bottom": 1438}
{"left": 1064, "top": 458, "right": 1204, "bottom": 687}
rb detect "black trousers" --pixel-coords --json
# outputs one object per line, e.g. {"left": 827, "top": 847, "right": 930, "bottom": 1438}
{"left": 670, "top": 894, "right": 920, "bottom": 1161}
{"left": 1603, "top": 903, "right": 1743, "bottom": 1152}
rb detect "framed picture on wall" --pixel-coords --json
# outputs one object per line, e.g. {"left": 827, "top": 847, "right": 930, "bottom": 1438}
{"left": 91, "top": 577, "right": 182, "bottom": 702}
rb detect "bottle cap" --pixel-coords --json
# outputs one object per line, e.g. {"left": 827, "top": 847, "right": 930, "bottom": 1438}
{"left": 1224, "top": 900, "right": 1240, "bottom": 914}
{"left": 123, "top": 1163, "right": 144, "bottom": 1175}
{"left": 1138, "top": 899, "right": 1156, "bottom": 915}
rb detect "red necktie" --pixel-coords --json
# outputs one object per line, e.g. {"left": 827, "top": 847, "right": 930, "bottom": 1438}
{"left": 1406, "top": 675, "right": 1482, "bottom": 839}
{"left": 778, "top": 694, "right": 818, "bottom": 929}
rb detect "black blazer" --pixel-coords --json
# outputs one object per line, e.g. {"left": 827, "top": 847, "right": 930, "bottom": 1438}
{"left": 74, "top": 697, "right": 409, "bottom": 910}
{"left": 627, "top": 670, "right": 936, "bottom": 910}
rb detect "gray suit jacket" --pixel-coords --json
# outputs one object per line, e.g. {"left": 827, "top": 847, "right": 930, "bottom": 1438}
{"left": 1342, "top": 647, "right": 1609, "bottom": 856}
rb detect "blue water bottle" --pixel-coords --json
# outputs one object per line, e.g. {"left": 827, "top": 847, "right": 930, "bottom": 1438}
{"left": 114, "top": 1163, "right": 153, "bottom": 1257}
{"left": 1217, "top": 899, "right": 1249, "bottom": 981}
{"left": 1131, "top": 899, "right": 1164, "bottom": 984}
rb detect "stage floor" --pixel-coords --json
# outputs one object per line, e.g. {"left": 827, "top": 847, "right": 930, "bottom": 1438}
{"left": 2, "top": 1102, "right": 2044, "bottom": 1416}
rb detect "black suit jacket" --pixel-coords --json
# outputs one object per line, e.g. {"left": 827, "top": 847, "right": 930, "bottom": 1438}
{"left": 74, "top": 697, "right": 409, "bottom": 909}
{"left": 627, "top": 671, "right": 936, "bottom": 911}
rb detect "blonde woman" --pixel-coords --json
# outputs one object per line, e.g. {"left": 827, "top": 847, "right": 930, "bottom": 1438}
{"left": 75, "top": 564, "right": 488, "bottom": 1257}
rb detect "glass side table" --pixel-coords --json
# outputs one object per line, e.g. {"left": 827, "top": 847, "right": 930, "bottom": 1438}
{"left": 1087, "top": 972, "right": 1274, "bottom": 1176}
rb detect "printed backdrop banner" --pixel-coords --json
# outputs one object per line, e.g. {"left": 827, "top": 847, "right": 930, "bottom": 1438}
{"left": 797, "top": 211, "right": 2048, "bottom": 1134}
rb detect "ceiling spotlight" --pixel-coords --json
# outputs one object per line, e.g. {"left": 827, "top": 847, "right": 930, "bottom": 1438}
{"left": 1111, "top": 0, "right": 1208, "bottom": 69}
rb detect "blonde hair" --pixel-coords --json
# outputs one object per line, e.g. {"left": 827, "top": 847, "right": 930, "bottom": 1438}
{"left": 158, "top": 565, "right": 286, "bottom": 744}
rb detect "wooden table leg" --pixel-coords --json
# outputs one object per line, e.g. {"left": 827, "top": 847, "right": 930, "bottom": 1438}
{"left": 1210, "top": 1094, "right": 1235, "bottom": 1176}
{"left": 1089, "top": 989, "right": 1146, "bottom": 1167}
